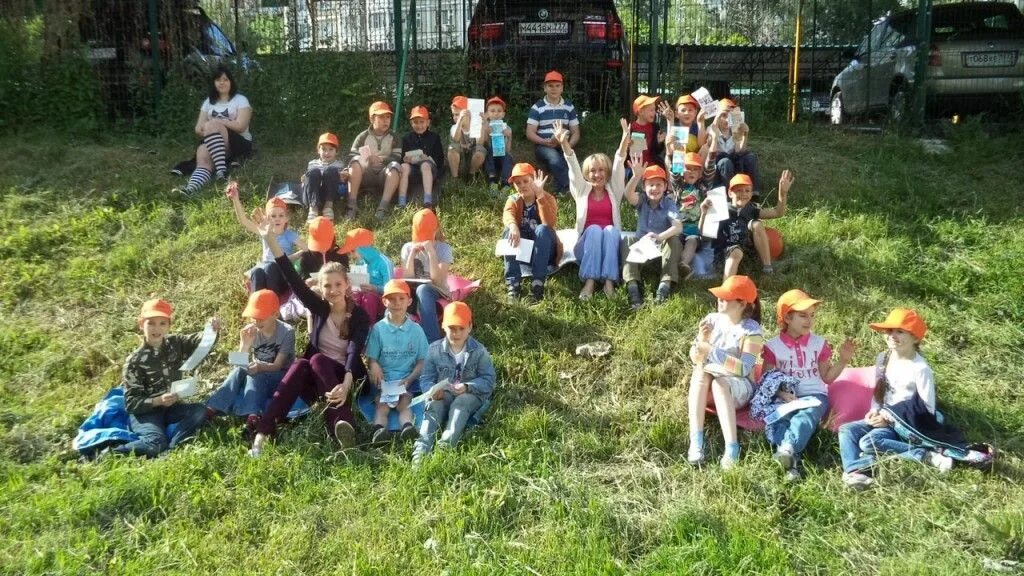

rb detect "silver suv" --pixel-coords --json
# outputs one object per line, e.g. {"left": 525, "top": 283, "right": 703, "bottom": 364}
{"left": 830, "top": 2, "right": 1024, "bottom": 124}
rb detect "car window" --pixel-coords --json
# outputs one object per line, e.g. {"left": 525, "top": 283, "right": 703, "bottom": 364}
{"left": 203, "top": 21, "right": 235, "bottom": 56}
{"left": 932, "top": 6, "right": 1024, "bottom": 39}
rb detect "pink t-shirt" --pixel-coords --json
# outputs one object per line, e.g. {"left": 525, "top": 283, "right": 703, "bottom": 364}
{"left": 585, "top": 191, "right": 614, "bottom": 228}
{"left": 763, "top": 332, "right": 832, "bottom": 396}
{"left": 318, "top": 316, "right": 350, "bottom": 363}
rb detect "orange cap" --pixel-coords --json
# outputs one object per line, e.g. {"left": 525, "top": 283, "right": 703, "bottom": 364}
{"left": 870, "top": 308, "right": 927, "bottom": 341}
{"left": 708, "top": 275, "right": 758, "bottom": 304}
{"left": 411, "top": 208, "right": 438, "bottom": 242}
{"left": 684, "top": 152, "right": 703, "bottom": 168}
{"left": 307, "top": 216, "right": 335, "bottom": 253}
{"left": 543, "top": 70, "right": 563, "bottom": 84}
{"left": 508, "top": 162, "right": 536, "bottom": 183}
{"left": 676, "top": 94, "right": 699, "bottom": 109}
{"left": 338, "top": 227, "right": 374, "bottom": 255}
{"left": 442, "top": 301, "right": 472, "bottom": 328}
{"left": 409, "top": 105, "right": 430, "bottom": 120}
{"left": 642, "top": 165, "right": 668, "bottom": 181}
{"left": 368, "top": 101, "right": 392, "bottom": 117}
{"left": 265, "top": 196, "right": 288, "bottom": 213}
{"left": 139, "top": 298, "right": 173, "bottom": 320}
{"left": 729, "top": 173, "right": 753, "bottom": 190}
{"left": 242, "top": 289, "right": 281, "bottom": 320}
{"left": 317, "top": 132, "right": 339, "bottom": 148}
{"left": 632, "top": 94, "right": 658, "bottom": 114}
{"left": 486, "top": 96, "right": 506, "bottom": 110}
{"left": 451, "top": 95, "right": 468, "bottom": 110}
{"left": 720, "top": 98, "right": 737, "bottom": 110}
{"left": 382, "top": 279, "right": 411, "bottom": 298}
{"left": 776, "top": 289, "right": 822, "bottom": 327}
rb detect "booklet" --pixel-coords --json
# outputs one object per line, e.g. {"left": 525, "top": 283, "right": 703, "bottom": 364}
{"left": 179, "top": 322, "right": 218, "bottom": 373}
{"left": 494, "top": 238, "right": 535, "bottom": 263}
{"left": 410, "top": 379, "right": 450, "bottom": 406}
{"left": 348, "top": 263, "right": 370, "bottom": 289}
{"left": 380, "top": 379, "right": 407, "bottom": 405}
{"left": 692, "top": 87, "right": 719, "bottom": 118}
{"left": 704, "top": 186, "right": 730, "bottom": 222}
{"left": 764, "top": 397, "right": 823, "bottom": 425}
{"left": 626, "top": 235, "right": 663, "bottom": 264}
{"left": 170, "top": 376, "right": 197, "bottom": 399}
{"left": 728, "top": 109, "right": 745, "bottom": 129}
{"left": 630, "top": 132, "right": 647, "bottom": 155}
{"left": 468, "top": 98, "right": 486, "bottom": 139}
{"left": 228, "top": 351, "right": 250, "bottom": 367}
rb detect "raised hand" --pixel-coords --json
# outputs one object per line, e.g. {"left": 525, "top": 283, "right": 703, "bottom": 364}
{"left": 240, "top": 324, "right": 257, "bottom": 348}
{"left": 658, "top": 100, "right": 674, "bottom": 123}
{"left": 838, "top": 338, "right": 857, "bottom": 363}
{"left": 779, "top": 169, "right": 795, "bottom": 200}
{"left": 251, "top": 208, "right": 274, "bottom": 239}
{"left": 225, "top": 181, "right": 240, "bottom": 199}
{"left": 532, "top": 170, "right": 549, "bottom": 195}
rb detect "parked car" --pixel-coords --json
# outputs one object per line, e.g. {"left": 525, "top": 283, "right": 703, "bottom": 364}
{"left": 830, "top": 2, "right": 1024, "bottom": 124}
{"left": 466, "top": 0, "right": 629, "bottom": 111}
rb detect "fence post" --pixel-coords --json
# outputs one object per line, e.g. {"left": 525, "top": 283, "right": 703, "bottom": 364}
{"left": 648, "top": 0, "right": 659, "bottom": 93}
{"left": 147, "top": 0, "right": 161, "bottom": 107}
{"left": 911, "top": 0, "right": 932, "bottom": 126}
{"left": 788, "top": 0, "right": 803, "bottom": 123}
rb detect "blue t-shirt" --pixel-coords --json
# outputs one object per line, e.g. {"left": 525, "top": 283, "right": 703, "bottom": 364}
{"left": 527, "top": 97, "right": 579, "bottom": 140}
{"left": 365, "top": 315, "right": 429, "bottom": 385}
{"left": 635, "top": 196, "right": 681, "bottom": 238}
{"left": 261, "top": 229, "right": 299, "bottom": 263}
{"left": 353, "top": 246, "right": 393, "bottom": 291}
{"left": 518, "top": 201, "right": 541, "bottom": 240}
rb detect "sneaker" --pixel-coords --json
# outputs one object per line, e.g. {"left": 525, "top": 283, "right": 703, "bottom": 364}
{"left": 412, "top": 448, "right": 427, "bottom": 468}
{"left": 170, "top": 167, "right": 184, "bottom": 176}
{"left": 773, "top": 446, "right": 795, "bottom": 471}
{"left": 173, "top": 186, "right": 192, "bottom": 196}
{"left": 762, "top": 264, "right": 775, "bottom": 275}
{"left": 371, "top": 426, "right": 392, "bottom": 444}
{"left": 784, "top": 467, "right": 803, "bottom": 483}
{"left": 720, "top": 454, "right": 739, "bottom": 470}
{"left": 527, "top": 283, "right": 544, "bottom": 304}
{"left": 334, "top": 420, "right": 356, "bottom": 449}
{"left": 346, "top": 206, "right": 358, "bottom": 220}
{"left": 307, "top": 206, "right": 320, "bottom": 221}
{"left": 397, "top": 196, "right": 408, "bottom": 208}
{"left": 506, "top": 283, "right": 519, "bottom": 302}
{"left": 230, "top": 159, "right": 242, "bottom": 169}
{"left": 926, "top": 451, "right": 954, "bottom": 473}
{"left": 655, "top": 282, "right": 671, "bottom": 304}
{"left": 627, "top": 282, "right": 644, "bottom": 310}
{"left": 322, "top": 204, "right": 334, "bottom": 220}
{"left": 215, "top": 171, "right": 227, "bottom": 181}
{"left": 399, "top": 423, "right": 418, "bottom": 441}
{"left": 842, "top": 471, "right": 874, "bottom": 490}
{"left": 680, "top": 263, "right": 693, "bottom": 280}
{"left": 686, "top": 445, "right": 705, "bottom": 466}
{"left": 374, "top": 208, "right": 387, "bottom": 220}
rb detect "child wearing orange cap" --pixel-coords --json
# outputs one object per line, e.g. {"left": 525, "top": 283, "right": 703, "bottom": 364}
{"left": 225, "top": 181, "right": 304, "bottom": 297}
{"left": 701, "top": 169, "right": 793, "bottom": 277}
{"left": 669, "top": 151, "right": 716, "bottom": 278}
{"left": 447, "top": 95, "right": 487, "bottom": 182}
{"left": 526, "top": 70, "right": 580, "bottom": 195}
{"left": 207, "top": 289, "right": 295, "bottom": 419}
{"left": 708, "top": 99, "right": 762, "bottom": 196}
{"left": 294, "top": 216, "right": 349, "bottom": 282}
{"left": 686, "top": 275, "right": 764, "bottom": 469}
{"left": 339, "top": 227, "right": 392, "bottom": 322}
{"left": 397, "top": 105, "right": 445, "bottom": 213}
{"left": 621, "top": 162, "right": 683, "bottom": 309}
{"left": 757, "top": 289, "right": 856, "bottom": 481}
{"left": 483, "top": 96, "right": 514, "bottom": 196}
{"left": 628, "top": 94, "right": 665, "bottom": 173}
{"left": 115, "top": 299, "right": 221, "bottom": 457}
{"left": 838, "top": 309, "right": 954, "bottom": 489}
{"left": 401, "top": 208, "right": 454, "bottom": 343}
{"left": 661, "top": 95, "right": 707, "bottom": 156}
{"left": 365, "top": 279, "right": 429, "bottom": 442}
{"left": 502, "top": 162, "right": 561, "bottom": 303}
{"left": 348, "top": 101, "right": 402, "bottom": 219}
{"left": 302, "top": 132, "right": 348, "bottom": 221}
{"left": 412, "top": 301, "right": 496, "bottom": 465}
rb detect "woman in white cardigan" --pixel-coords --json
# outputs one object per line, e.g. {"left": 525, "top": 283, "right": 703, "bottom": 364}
{"left": 555, "top": 119, "right": 630, "bottom": 300}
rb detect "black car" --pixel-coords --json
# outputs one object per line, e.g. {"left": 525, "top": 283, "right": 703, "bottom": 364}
{"left": 467, "top": 0, "right": 629, "bottom": 111}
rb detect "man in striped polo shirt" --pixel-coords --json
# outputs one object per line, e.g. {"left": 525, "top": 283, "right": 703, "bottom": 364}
{"left": 525, "top": 70, "right": 581, "bottom": 195}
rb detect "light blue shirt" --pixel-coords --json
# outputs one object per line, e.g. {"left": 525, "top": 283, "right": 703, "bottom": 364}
{"left": 365, "top": 315, "right": 429, "bottom": 384}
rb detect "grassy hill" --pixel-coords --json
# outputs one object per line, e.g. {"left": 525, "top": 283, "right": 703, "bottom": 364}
{"left": 1, "top": 117, "right": 1022, "bottom": 574}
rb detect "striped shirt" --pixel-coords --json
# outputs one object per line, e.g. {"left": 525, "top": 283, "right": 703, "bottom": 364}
{"left": 527, "top": 97, "right": 579, "bottom": 139}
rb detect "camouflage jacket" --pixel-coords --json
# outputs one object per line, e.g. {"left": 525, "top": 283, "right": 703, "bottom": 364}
{"left": 122, "top": 332, "right": 203, "bottom": 414}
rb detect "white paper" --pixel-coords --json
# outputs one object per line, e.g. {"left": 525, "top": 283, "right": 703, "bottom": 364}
{"left": 701, "top": 218, "right": 720, "bottom": 239}
{"left": 626, "top": 235, "right": 662, "bottom": 264}
{"left": 179, "top": 322, "right": 218, "bottom": 373}
{"left": 705, "top": 186, "right": 730, "bottom": 222}
{"left": 380, "top": 379, "right": 407, "bottom": 405}
{"left": 410, "top": 379, "right": 450, "bottom": 406}
{"left": 764, "top": 397, "right": 823, "bottom": 425}
{"left": 728, "top": 110, "right": 745, "bottom": 129}
{"left": 467, "top": 98, "right": 486, "bottom": 139}
{"left": 309, "top": 272, "right": 320, "bottom": 281}
{"left": 406, "top": 149, "right": 424, "bottom": 162}
{"left": 692, "top": 87, "right": 719, "bottom": 118}
{"left": 494, "top": 238, "right": 534, "bottom": 263}
{"left": 170, "top": 377, "right": 197, "bottom": 398}
{"left": 348, "top": 263, "right": 370, "bottom": 289}
{"left": 630, "top": 132, "right": 647, "bottom": 155}
{"left": 228, "top": 351, "right": 250, "bottom": 367}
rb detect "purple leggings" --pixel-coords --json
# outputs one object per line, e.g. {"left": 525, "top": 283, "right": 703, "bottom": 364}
{"left": 256, "top": 353, "right": 359, "bottom": 437}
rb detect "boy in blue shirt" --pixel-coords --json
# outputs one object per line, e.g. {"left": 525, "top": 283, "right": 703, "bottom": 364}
{"left": 525, "top": 70, "right": 580, "bottom": 195}
{"left": 621, "top": 164, "right": 683, "bottom": 309}
{"left": 365, "top": 279, "right": 429, "bottom": 442}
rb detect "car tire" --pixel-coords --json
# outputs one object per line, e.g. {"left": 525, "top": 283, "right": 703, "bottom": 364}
{"left": 888, "top": 84, "right": 908, "bottom": 124}
{"left": 830, "top": 90, "right": 846, "bottom": 125}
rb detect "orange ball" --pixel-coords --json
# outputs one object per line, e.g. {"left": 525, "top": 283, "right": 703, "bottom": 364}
{"left": 765, "top": 227, "right": 784, "bottom": 260}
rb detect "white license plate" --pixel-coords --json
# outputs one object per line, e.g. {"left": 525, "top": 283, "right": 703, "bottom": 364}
{"left": 963, "top": 51, "right": 1016, "bottom": 68}
{"left": 519, "top": 21, "right": 570, "bottom": 36}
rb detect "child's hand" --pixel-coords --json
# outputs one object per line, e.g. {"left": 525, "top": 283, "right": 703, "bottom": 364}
{"left": 630, "top": 155, "right": 645, "bottom": 174}
{"left": 696, "top": 108, "right": 707, "bottom": 123}
{"left": 552, "top": 120, "right": 569, "bottom": 147}
{"left": 369, "top": 363, "right": 383, "bottom": 385}
{"left": 698, "top": 318, "right": 714, "bottom": 342}
{"left": 735, "top": 122, "right": 750, "bottom": 136}
{"left": 532, "top": 170, "right": 548, "bottom": 195}
{"left": 251, "top": 208, "right": 274, "bottom": 238}
{"left": 431, "top": 386, "right": 447, "bottom": 401}
{"left": 699, "top": 198, "right": 712, "bottom": 213}
{"left": 656, "top": 130, "right": 666, "bottom": 144}
{"left": 246, "top": 361, "right": 260, "bottom": 376}
{"left": 340, "top": 170, "right": 351, "bottom": 183}
{"left": 324, "top": 382, "right": 349, "bottom": 405}
{"left": 776, "top": 390, "right": 798, "bottom": 402}
{"left": 658, "top": 101, "right": 674, "bottom": 123}
{"left": 778, "top": 169, "right": 795, "bottom": 199}
{"left": 507, "top": 226, "right": 521, "bottom": 248}
{"left": 209, "top": 317, "right": 221, "bottom": 332}
{"left": 240, "top": 324, "right": 257, "bottom": 347}
{"left": 450, "top": 382, "right": 467, "bottom": 395}
{"left": 159, "top": 392, "right": 179, "bottom": 407}
{"left": 838, "top": 338, "right": 856, "bottom": 363}
{"left": 225, "top": 181, "right": 239, "bottom": 199}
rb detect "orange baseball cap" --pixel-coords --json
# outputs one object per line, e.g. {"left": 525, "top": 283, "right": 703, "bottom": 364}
{"left": 317, "top": 132, "right": 339, "bottom": 148}
{"left": 676, "top": 94, "right": 699, "bottom": 109}
{"left": 139, "top": 298, "right": 173, "bottom": 320}
{"left": 544, "top": 70, "right": 563, "bottom": 84}
{"left": 265, "top": 196, "right": 288, "bottom": 213}
{"left": 708, "top": 275, "right": 758, "bottom": 304}
{"left": 409, "top": 105, "right": 430, "bottom": 120}
{"left": 242, "top": 289, "right": 281, "bottom": 320}
{"left": 632, "top": 94, "right": 658, "bottom": 114}
{"left": 411, "top": 208, "right": 438, "bottom": 242}
{"left": 870, "top": 308, "right": 927, "bottom": 341}
{"left": 307, "top": 216, "right": 335, "bottom": 253}
{"left": 643, "top": 165, "right": 668, "bottom": 182}
{"left": 729, "top": 174, "right": 753, "bottom": 190}
{"left": 776, "top": 289, "right": 822, "bottom": 327}
{"left": 684, "top": 152, "right": 703, "bottom": 168}
{"left": 486, "top": 96, "right": 506, "bottom": 110}
{"left": 508, "top": 162, "right": 536, "bottom": 183}
{"left": 382, "top": 279, "right": 411, "bottom": 298}
{"left": 442, "top": 301, "right": 472, "bottom": 328}
{"left": 451, "top": 95, "right": 469, "bottom": 110}
{"left": 720, "top": 97, "right": 737, "bottom": 110}
{"left": 368, "top": 101, "right": 392, "bottom": 117}
{"left": 338, "top": 227, "right": 374, "bottom": 255}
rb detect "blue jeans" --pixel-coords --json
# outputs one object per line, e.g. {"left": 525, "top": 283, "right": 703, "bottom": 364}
{"left": 716, "top": 151, "right": 762, "bottom": 192}
{"left": 415, "top": 283, "right": 444, "bottom": 344}
{"left": 414, "top": 391, "right": 483, "bottom": 455}
{"left": 485, "top": 148, "right": 514, "bottom": 185}
{"left": 764, "top": 393, "right": 829, "bottom": 464}
{"left": 838, "top": 420, "right": 929, "bottom": 473}
{"left": 574, "top": 224, "right": 621, "bottom": 282}
{"left": 534, "top": 145, "right": 569, "bottom": 193}
{"left": 206, "top": 366, "right": 286, "bottom": 417}
{"left": 303, "top": 166, "right": 341, "bottom": 210}
{"left": 249, "top": 261, "right": 289, "bottom": 297}
{"left": 503, "top": 224, "right": 557, "bottom": 285}
{"left": 112, "top": 403, "right": 207, "bottom": 458}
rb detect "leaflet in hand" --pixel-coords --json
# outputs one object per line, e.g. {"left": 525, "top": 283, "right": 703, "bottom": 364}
{"left": 406, "top": 149, "right": 424, "bottom": 163}
{"left": 764, "top": 397, "right": 823, "bottom": 425}
{"left": 630, "top": 132, "right": 647, "bottom": 155}
{"left": 494, "top": 237, "right": 534, "bottom": 263}
{"left": 468, "top": 98, "right": 486, "bottom": 139}
{"left": 228, "top": 351, "right": 250, "bottom": 367}
{"left": 692, "top": 87, "right": 719, "bottom": 118}
{"left": 626, "top": 235, "right": 663, "bottom": 264}
{"left": 704, "top": 186, "right": 729, "bottom": 222}
{"left": 170, "top": 376, "right": 197, "bottom": 399}
{"left": 358, "top": 145, "right": 372, "bottom": 167}
{"left": 380, "top": 379, "right": 407, "bottom": 405}
{"left": 179, "top": 322, "right": 218, "bottom": 373}
{"left": 728, "top": 109, "right": 745, "bottom": 129}
{"left": 410, "top": 379, "right": 450, "bottom": 406}
{"left": 348, "top": 263, "right": 370, "bottom": 289}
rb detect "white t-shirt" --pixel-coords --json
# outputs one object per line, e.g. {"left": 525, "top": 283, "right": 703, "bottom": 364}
{"left": 872, "top": 351, "right": 936, "bottom": 413}
{"left": 201, "top": 94, "right": 252, "bottom": 140}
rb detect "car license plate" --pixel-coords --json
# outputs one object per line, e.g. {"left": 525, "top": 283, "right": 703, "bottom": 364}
{"left": 519, "top": 21, "right": 570, "bottom": 36}
{"left": 963, "top": 51, "right": 1016, "bottom": 68}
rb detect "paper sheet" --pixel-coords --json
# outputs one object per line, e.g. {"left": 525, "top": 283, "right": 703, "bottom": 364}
{"left": 179, "top": 322, "right": 218, "bottom": 373}
{"left": 467, "top": 98, "right": 486, "bottom": 139}
{"left": 630, "top": 132, "right": 647, "bottom": 155}
{"left": 228, "top": 351, "right": 249, "bottom": 367}
{"left": 728, "top": 109, "right": 745, "bottom": 129}
{"left": 764, "top": 397, "right": 823, "bottom": 425}
{"left": 705, "top": 186, "right": 730, "bottom": 222}
{"left": 170, "top": 377, "right": 197, "bottom": 398}
{"left": 406, "top": 149, "right": 424, "bottom": 162}
{"left": 692, "top": 87, "right": 719, "bottom": 118}
{"left": 380, "top": 379, "right": 407, "bottom": 405}
{"left": 348, "top": 263, "right": 370, "bottom": 289}
{"left": 494, "top": 238, "right": 534, "bottom": 263}
{"left": 626, "top": 235, "right": 662, "bottom": 264}
{"left": 410, "top": 379, "right": 450, "bottom": 406}
{"left": 701, "top": 218, "right": 720, "bottom": 239}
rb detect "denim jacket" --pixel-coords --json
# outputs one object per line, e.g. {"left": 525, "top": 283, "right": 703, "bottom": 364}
{"left": 420, "top": 337, "right": 496, "bottom": 401}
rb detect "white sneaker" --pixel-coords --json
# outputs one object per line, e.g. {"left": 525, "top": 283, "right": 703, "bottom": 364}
{"left": 307, "top": 206, "right": 320, "bottom": 221}
{"left": 842, "top": 471, "right": 874, "bottom": 490}
{"left": 322, "top": 203, "right": 335, "bottom": 220}
{"left": 926, "top": 451, "right": 954, "bottom": 473}
{"left": 686, "top": 445, "right": 705, "bottom": 466}
{"left": 720, "top": 454, "right": 738, "bottom": 470}
{"left": 773, "top": 446, "right": 795, "bottom": 471}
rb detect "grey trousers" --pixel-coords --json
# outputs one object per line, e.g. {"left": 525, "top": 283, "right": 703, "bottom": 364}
{"left": 414, "top": 391, "right": 483, "bottom": 455}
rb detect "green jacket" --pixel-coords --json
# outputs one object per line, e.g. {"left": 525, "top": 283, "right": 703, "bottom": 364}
{"left": 122, "top": 332, "right": 202, "bottom": 414}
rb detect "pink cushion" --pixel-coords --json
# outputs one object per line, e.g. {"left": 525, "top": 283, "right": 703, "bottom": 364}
{"left": 391, "top": 267, "right": 480, "bottom": 302}
{"left": 825, "top": 367, "right": 875, "bottom": 432}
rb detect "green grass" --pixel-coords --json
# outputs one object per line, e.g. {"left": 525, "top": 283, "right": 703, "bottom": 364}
{"left": 2, "top": 117, "right": 1023, "bottom": 575}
